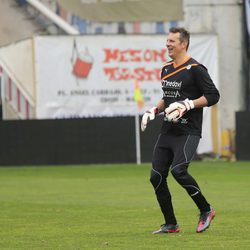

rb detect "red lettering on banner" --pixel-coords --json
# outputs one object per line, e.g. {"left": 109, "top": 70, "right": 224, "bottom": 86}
{"left": 120, "top": 50, "right": 129, "bottom": 62}
{"left": 103, "top": 49, "right": 167, "bottom": 63}
{"left": 118, "top": 68, "right": 130, "bottom": 80}
{"left": 144, "top": 50, "right": 152, "bottom": 62}
{"left": 103, "top": 49, "right": 119, "bottom": 63}
{"left": 130, "top": 50, "right": 141, "bottom": 62}
{"left": 103, "top": 67, "right": 118, "bottom": 80}
{"left": 103, "top": 48, "right": 166, "bottom": 82}
{"left": 133, "top": 68, "right": 145, "bottom": 81}
{"left": 104, "top": 67, "right": 161, "bottom": 81}
{"left": 154, "top": 49, "right": 167, "bottom": 62}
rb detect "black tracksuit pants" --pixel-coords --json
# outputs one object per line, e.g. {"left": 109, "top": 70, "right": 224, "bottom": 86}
{"left": 150, "top": 133, "right": 211, "bottom": 225}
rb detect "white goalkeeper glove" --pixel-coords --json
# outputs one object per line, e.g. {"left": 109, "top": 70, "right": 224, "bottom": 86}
{"left": 165, "top": 99, "right": 194, "bottom": 122}
{"left": 141, "top": 107, "right": 158, "bottom": 132}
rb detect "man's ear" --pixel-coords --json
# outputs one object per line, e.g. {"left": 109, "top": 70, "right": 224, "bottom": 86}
{"left": 181, "top": 41, "right": 188, "bottom": 50}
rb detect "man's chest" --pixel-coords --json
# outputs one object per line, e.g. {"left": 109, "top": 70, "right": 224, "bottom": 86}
{"left": 161, "top": 66, "right": 194, "bottom": 98}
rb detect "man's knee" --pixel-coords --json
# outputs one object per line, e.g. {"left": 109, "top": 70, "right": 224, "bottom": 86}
{"left": 171, "top": 164, "right": 188, "bottom": 181}
{"left": 150, "top": 168, "right": 162, "bottom": 190}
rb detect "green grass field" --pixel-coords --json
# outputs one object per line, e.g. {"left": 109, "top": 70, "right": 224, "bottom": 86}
{"left": 0, "top": 162, "right": 250, "bottom": 250}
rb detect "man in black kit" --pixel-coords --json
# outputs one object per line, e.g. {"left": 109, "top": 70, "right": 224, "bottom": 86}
{"left": 141, "top": 27, "right": 220, "bottom": 234}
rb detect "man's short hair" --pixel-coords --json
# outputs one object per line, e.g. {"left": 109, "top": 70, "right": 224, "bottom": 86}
{"left": 169, "top": 27, "right": 190, "bottom": 50}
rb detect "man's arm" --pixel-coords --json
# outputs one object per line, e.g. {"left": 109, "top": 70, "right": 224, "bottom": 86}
{"left": 155, "top": 99, "right": 166, "bottom": 113}
{"left": 193, "top": 95, "right": 208, "bottom": 108}
{"left": 192, "top": 65, "right": 220, "bottom": 107}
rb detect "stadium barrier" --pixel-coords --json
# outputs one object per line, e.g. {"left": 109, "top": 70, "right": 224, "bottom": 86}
{"left": 0, "top": 117, "right": 162, "bottom": 166}
{"left": 235, "top": 111, "right": 250, "bottom": 160}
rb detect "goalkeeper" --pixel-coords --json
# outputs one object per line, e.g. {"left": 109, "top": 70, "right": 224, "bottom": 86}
{"left": 141, "top": 27, "right": 220, "bottom": 234}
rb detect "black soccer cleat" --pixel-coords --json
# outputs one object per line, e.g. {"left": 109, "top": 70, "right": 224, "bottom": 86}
{"left": 152, "top": 224, "right": 180, "bottom": 234}
{"left": 196, "top": 207, "right": 216, "bottom": 233}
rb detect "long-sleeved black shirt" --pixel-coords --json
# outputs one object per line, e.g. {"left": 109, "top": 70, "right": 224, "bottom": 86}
{"left": 160, "top": 57, "right": 220, "bottom": 137}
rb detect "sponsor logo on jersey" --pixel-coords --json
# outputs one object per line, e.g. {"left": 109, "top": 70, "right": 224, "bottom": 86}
{"left": 180, "top": 118, "right": 188, "bottom": 124}
{"left": 161, "top": 80, "right": 182, "bottom": 89}
{"left": 163, "top": 90, "right": 181, "bottom": 98}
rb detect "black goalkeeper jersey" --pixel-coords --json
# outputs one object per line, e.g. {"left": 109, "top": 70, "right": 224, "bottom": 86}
{"left": 160, "top": 57, "right": 220, "bottom": 137}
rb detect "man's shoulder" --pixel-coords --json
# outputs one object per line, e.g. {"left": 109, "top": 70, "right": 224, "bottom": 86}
{"left": 187, "top": 58, "right": 207, "bottom": 71}
{"left": 188, "top": 57, "right": 199, "bottom": 64}
{"left": 162, "top": 60, "right": 174, "bottom": 69}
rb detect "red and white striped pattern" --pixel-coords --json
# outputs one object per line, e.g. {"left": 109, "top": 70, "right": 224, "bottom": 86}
{"left": 2, "top": 69, "right": 32, "bottom": 119}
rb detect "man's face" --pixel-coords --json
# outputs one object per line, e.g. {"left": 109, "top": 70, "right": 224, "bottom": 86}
{"left": 166, "top": 32, "right": 186, "bottom": 59}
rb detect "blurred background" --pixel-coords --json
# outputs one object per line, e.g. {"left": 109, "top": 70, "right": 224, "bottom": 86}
{"left": 0, "top": 0, "right": 249, "bottom": 166}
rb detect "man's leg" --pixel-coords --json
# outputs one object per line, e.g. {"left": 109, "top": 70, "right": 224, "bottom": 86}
{"left": 150, "top": 134, "right": 179, "bottom": 233}
{"left": 170, "top": 135, "right": 210, "bottom": 211}
{"left": 170, "top": 134, "right": 215, "bottom": 232}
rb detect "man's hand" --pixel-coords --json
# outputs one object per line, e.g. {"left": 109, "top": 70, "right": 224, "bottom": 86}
{"left": 165, "top": 99, "right": 194, "bottom": 122}
{"left": 141, "top": 107, "right": 158, "bottom": 132}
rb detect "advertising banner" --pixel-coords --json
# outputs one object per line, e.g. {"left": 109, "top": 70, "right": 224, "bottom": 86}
{"left": 35, "top": 35, "right": 218, "bottom": 117}
{"left": 36, "top": 35, "right": 166, "bottom": 118}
